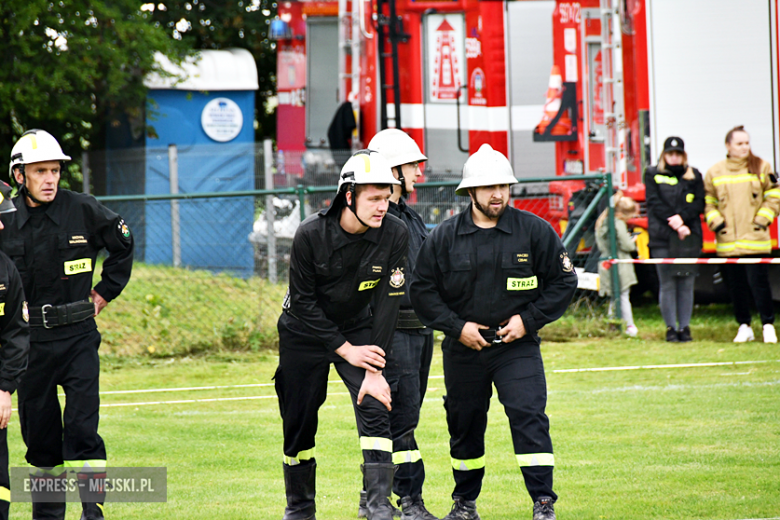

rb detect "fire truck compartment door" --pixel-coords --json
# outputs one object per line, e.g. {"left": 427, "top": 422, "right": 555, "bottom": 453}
{"left": 506, "top": 0, "right": 556, "bottom": 179}
{"left": 647, "top": 0, "right": 777, "bottom": 170}
{"left": 423, "top": 12, "right": 469, "bottom": 176}
{"left": 306, "top": 17, "right": 340, "bottom": 148}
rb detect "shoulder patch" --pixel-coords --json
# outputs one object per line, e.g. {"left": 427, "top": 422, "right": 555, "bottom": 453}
{"left": 389, "top": 268, "right": 405, "bottom": 288}
{"left": 561, "top": 252, "right": 574, "bottom": 273}
{"left": 22, "top": 301, "right": 28, "bottom": 322}
{"left": 118, "top": 218, "right": 131, "bottom": 239}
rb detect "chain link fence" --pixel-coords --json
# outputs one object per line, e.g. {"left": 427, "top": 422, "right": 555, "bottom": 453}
{"left": 89, "top": 144, "right": 621, "bottom": 355}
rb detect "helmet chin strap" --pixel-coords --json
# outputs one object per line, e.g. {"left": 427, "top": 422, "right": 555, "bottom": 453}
{"left": 15, "top": 165, "right": 52, "bottom": 206}
{"left": 346, "top": 185, "right": 370, "bottom": 228}
{"left": 394, "top": 166, "right": 408, "bottom": 197}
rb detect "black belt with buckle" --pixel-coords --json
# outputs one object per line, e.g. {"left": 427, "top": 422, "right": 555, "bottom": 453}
{"left": 397, "top": 309, "right": 425, "bottom": 329}
{"left": 28, "top": 301, "right": 95, "bottom": 329}
{"left": 478, "top": 327, "right": 504, "bottom": 344}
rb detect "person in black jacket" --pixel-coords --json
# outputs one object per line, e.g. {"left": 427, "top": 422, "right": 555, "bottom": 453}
{"left": 366, "top": 129, "right": 436, "bottom": 520}
{"left": 0, "top": 181, "right": 29, "bottom": 520}
{"left": 275, "top": 150, "right": 408, "bottom": 520}
{"left": 410, "top": 144, "right": 577, "bottom": 520}
{"left": 3, "top": 130, "right": 134, "bottom": 520}
{"left": 645, "top": 136, "right": 705, "bottom": 342}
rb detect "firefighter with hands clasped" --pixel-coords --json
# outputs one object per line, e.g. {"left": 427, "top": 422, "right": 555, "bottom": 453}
{"left": 0, "top": 181, "right": 29, "bottom": 520}
{"left": 363, "top": 129, "right": 437, "bottom": 520}
{"left": 410, "top": 144, "right": 577, "bottom": 520}
{"left": 2, "top": 130, "right": 134, "bottom": 520}
{"left": 274, "top": 150, "right": 408, "bottom": 520}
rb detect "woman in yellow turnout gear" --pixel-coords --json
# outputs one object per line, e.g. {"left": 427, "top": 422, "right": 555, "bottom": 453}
{"left": 704, "top": 125, "right": 780, "bottom": 343}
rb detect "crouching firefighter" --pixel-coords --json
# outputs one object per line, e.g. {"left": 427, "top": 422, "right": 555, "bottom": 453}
{"left": 3, "top": 130, "right": 134, "bottom": 520}
{"left": 274, "top": 150, "right": 409, "bottom": 520}
{"left": 359, "top": 129, "right": 436, "bottom": 520}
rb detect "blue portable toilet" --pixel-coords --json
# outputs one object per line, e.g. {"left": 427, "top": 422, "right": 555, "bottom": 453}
{"left": 142, "top": 48, "right": 258, "bottom": 276}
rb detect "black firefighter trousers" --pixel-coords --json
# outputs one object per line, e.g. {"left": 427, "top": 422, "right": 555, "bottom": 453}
{"left": 275, "top": 312, "right": 393, "bottom": 470}
{"left": 18, "top": 329, "right": 106, "bottom": 479}
{"left": 384, "top": 329, "right": 434, "bottom": 499}
{"left": 442, "top": 336, "right": 557, "bottom": 503}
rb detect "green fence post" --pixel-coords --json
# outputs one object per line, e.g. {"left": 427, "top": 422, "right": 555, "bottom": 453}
{"left": 297, "top": 185, "right": 306, "bottom": 222}
{"left": 605, "top": 173, "right": 622, "bottom": 322}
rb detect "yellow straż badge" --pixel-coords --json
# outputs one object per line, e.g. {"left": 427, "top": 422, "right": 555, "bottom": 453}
{"left": 64, "top": 258, "right": 93, "bottom": 275}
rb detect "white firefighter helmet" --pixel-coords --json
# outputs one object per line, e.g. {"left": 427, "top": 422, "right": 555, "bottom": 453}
{"left": 9, "top": 130, "right": 71, "bottom": 178}
{"left": 367, "top": 129, "right": 427, "bottom": 168}
{"left": 337, "top": 149, "right": 401, "bottom": 193}
{"left": 455, "top": 143, "right": 518, "bottom": 196}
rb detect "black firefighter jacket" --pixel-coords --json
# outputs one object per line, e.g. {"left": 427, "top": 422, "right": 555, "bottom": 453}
{"left": 410, "top": 205, "right": 578, "bottom": 344}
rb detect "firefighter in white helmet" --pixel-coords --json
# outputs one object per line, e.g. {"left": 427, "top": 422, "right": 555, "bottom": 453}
{"left": 2, "top": 130, "right": 134, "bottom": 520}
{"left": 411, "top": 144, "right": 577, "bottom": 520}
{"left": 360, "top": 129, "right": 437, "bottom": 520}
{"left": 275, "top": 150, "right": 408, "bottom": 520}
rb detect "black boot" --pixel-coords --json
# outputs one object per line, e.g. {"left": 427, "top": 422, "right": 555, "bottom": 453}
{"left": 283, "top": 462, "right": 316, "bottom": 520}
{"left": 399, "top": 495, "right": 439, "bottom": 520}
{"left": 31, "top": 474, "right": 67, "bottom": 520}
{"left": 359, "top": 489, "right": 401, "bottom": 518}
{"left": 78, "top": 472, "right": 106, "bottom": 520}
{"left": 32, "top": 502, "right": 66, "bottom": 520}
{"left": 362, "top": 463, "right": 396, "bottom": 520}
{"left": 666, "top": 327, "right": 679, "bottom": 342}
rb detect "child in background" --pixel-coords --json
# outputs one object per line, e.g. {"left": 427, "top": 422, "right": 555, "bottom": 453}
{"left": 596, "top": 194, "right": 639, "bottom": 336}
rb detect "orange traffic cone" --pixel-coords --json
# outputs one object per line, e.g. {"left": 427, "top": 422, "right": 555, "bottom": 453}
{"left": 535, "top": 66, "right": 572, "bottom": 136}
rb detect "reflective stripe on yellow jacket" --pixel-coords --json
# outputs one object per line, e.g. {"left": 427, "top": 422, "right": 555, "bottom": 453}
{"left": 704, "top": 157, "right": 780, "bottom": 257}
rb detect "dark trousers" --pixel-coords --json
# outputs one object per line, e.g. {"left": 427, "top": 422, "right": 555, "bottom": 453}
{"left": 384, "top": 330, "right": 434, "bottom": 499}
{"left": 721, "top": 263, "right": 775, "bottom": 325}
{"left": 442, "top": 337, "right": 556, "bottom": 503}
{"left": 18, "top": 329, "right": 106, "bottom": 472}
{"left": 275, "top": 312, "right": 392, "bottom": 466}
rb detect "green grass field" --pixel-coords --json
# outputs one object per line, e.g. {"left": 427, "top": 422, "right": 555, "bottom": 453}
{"left": 6, "top": 327, "right": 779, "bottom": 519}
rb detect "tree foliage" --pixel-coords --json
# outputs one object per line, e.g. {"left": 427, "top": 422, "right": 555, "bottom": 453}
{"left": 0, "top": 0, "right": 189, "bottom": 185}
{"left": 148, "top": 0, "right": 277, "bottom": 139}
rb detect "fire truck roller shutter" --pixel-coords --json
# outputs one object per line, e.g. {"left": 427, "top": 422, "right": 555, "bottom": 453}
{"left": 646, "top": 0, "right": 777, "bottom": 173}
{"left": 306, "top": 17, "right": 341, "bottom": 151}
{"left": 507, "top": 1, "right": 556, "bottom": 179}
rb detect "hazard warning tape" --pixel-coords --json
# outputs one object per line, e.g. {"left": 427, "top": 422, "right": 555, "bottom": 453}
{"left": 603, "top": 257, "right": 780, "bottom": 269}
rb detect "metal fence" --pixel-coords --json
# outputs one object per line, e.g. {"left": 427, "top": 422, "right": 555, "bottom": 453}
{"left": 90, "top": 143, "right": 621, "bottom": 354}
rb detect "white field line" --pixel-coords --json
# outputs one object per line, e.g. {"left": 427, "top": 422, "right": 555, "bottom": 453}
{"left": 40, "top": 359, "right": 779, "bottom": 409}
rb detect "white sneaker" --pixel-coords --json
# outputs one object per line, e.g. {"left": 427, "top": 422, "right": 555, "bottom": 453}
{"left": 625, "top": 325, "right": 638, "bottom": 338}
{"left": 733, "top": 324, "right": 755, "bottom": 343}
{"left": 763, "top": 324, "right": 777, "bottom": 343}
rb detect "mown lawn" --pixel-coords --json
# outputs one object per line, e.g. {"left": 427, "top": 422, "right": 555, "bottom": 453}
{"left": 6, "top": 328, "right": 779, "bottom": 519}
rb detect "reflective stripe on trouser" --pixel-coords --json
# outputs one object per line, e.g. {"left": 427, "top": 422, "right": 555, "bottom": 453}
{"left": 0, "top": 429, "right": 7, "bottom": 520}
{"left": 442, "top": 337, "right": 556, "bottom": 503}
{"left": 276, "top": 313, "right": 392, "bottom": 465}
{"left": 18, "top": 330, "right": 106, "bottom": 476}
{"left": 284, "top": 448, "right": 316, "bottom": 466}
{"left": 384, "top": 331, "right": 434, "bottom": 498}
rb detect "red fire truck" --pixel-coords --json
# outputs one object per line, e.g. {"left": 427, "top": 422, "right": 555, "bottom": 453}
{"left": 272, "top": 0, "right": 780, "bottom": 294}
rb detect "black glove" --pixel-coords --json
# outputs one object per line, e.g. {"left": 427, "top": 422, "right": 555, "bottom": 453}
{"left": 755, "top": 223, "right": 767, "bottom": 231}
{"left": 714, "top": 222, "right": 726, "bottom": 233}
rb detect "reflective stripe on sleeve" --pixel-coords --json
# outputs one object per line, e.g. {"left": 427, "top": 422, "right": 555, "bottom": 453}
{"left": 705, "top": 210, "right": 722, "bottom": 225}
{"left": 0, "top": 486, "right": 9, "bottom": 502}
{"left": 392, "top": 450, "right": 422, "bottom": 465}
{"left": 757, "top": 207, "right": 776, "bottom": 221}
{"left": 764, "top": 188, "right": 780, "bottom": 199}
{"left": 712, "top": 174, "right": 756, "bottom": 186}
{"left": 516, "top": 453, "right": 555, "bottom": 467}
{"left": 360, "top": 437, "right": 393, "bottom": 452}
{"left": 704, "top": 195, "right": 719, "bottom": 205}
{"left": 284, "top": 447, "right": 316, "bottom": 466}
{"left": 451, "top": 456, "right": 485, "bottom": 471}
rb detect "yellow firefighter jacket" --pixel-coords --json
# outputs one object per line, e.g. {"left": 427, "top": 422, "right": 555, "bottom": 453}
{"left": 704, "top": 157, "right": 780, "bottom": 256}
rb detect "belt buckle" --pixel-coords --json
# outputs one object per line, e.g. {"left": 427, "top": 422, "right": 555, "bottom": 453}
{"left": 41, "top": 304, "right": 54, "bottom": 329}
